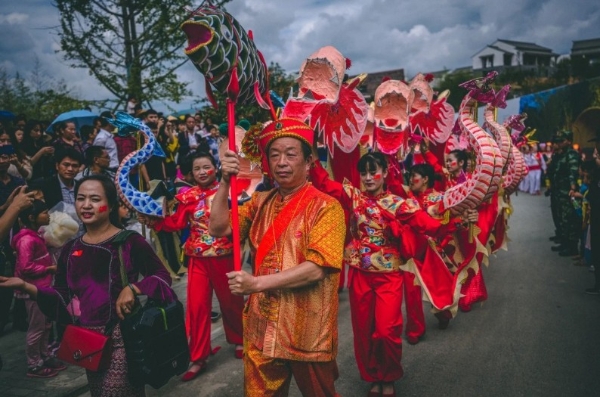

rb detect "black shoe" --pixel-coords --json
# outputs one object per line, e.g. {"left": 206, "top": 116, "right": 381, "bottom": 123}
{"left": 211, "top": 311, "right": 221, "bottom": 322}
{"left": 551, "top": 245, "right": 564, "bottom": 252}
{"left": 559, "top": 248, "right": 578, "bottom": 257}
{"left": 585, "top": 288, "right": 600, "bottom": 295}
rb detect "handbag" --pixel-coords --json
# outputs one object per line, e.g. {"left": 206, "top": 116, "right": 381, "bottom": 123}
{"left": 56, "top": 242, "right": 118, "bottom": 373}
{"left": 114, "top": 231, "right": 189, "bottom": 389}
{"left": 56, "top": 324, "right": 112, "bottom": 372}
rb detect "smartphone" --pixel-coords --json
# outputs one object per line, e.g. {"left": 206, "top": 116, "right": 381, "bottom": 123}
{"left": 0, "top": 145, "right": 15, "bottom": 155}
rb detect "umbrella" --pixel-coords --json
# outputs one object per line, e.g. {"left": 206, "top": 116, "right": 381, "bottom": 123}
{"left": 0, "top": 110, "right": 15, "bottom": 122}
{"left": 46, "top": 110, "right": 98, "bottom": 134}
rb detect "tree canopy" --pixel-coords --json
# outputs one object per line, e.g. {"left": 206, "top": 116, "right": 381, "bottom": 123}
{"left": 0, "top": 62, "right": 97, "bottom": 122}
{"left": 200, "top": 62, "right": 297, "bottom": 125}
{"left": 55, "top": 0, "right": 230, "bottom": 109}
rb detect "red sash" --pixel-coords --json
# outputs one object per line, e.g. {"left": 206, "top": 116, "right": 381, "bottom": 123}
{"left": 254, "top": 185, "right": 318, "bottom": 271}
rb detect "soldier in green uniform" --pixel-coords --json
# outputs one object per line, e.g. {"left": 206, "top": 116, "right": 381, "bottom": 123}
{"left": 549, "top": 131, "right": 581, "bottom": 256}
{"left": 546, "top": 141, "right": 562, "bottom": 242}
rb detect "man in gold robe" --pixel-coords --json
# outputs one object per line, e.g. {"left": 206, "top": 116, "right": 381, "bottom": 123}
{"left": 210, "top": 118, "right": 346, "bottom": 397}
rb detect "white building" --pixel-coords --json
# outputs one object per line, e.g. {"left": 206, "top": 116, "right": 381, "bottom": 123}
{"left": 472, "top": 39, "right": 558, "bottom": 71}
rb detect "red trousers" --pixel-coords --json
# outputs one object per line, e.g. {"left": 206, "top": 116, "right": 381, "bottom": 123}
{"left": 187, "top": 256, "right": 244, "bottom": 362}
{"left": 403, "top": 271, "right": 425, "bottom": 340}
{"left": 348, "top": 267, "right": 404, "bottom": 382}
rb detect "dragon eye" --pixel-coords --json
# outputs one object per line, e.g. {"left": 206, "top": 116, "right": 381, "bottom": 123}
{"left": 220, "top": 24, "right": 233, "bottom": 41}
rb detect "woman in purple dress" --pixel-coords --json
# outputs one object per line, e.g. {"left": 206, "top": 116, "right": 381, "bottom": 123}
{"left": 0, "top": 175, "right": 176, "bottom": 396}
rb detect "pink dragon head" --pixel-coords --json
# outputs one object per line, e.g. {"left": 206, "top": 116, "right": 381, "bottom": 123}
{"left": 296, "top": 46, "right": 348, "bottom": 104}
{"left": 373, "top": 79, "right": 413, "bottom": 131}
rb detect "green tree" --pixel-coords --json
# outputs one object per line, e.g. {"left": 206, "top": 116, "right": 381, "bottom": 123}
{"left": 55, "top": 0, "right": 231, "bottom": 109}
{"left": 0, "top": 64, "right": 99, "bottom": 122}
{"left": 201, "top": 62, "right": 297, "bottom": 125}
{"left": 436, "top": 69, "right": 475, "bottom": 110}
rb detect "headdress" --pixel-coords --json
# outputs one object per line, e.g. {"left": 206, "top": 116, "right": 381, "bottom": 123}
{"left": 242, "top": 117, "right": 314, "bottom": 175}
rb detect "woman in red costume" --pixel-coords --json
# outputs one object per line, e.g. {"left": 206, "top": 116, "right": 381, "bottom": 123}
{"left": 139, "top": 152, "right": 244, "bottom": 381}
{"left": 439, "top": 149, "right": 495, "bottom": 312}
{"left": 310, "top": 152, "right": 473, "bottom": 397}
{"left": 443, "top": 149, "right": 470, "bottom": 188}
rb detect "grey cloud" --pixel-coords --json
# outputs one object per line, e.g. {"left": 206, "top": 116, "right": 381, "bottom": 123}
{"left": 2, "top": 0, "right": 600, "bottom": 110}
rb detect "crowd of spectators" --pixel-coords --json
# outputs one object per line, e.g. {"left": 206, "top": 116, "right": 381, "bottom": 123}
{"left": 544, "top": 130, "right": 600, "bottom": 294}
{"left": 0, "top": 107, "right": 233, "bottom": 377}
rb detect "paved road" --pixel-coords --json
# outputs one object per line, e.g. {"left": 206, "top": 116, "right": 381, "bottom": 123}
{"left": 142, "top": 192, "right": 600, "bottom": 397}
{"left": 2, "top": 192, "right": 600, "bottom": 396}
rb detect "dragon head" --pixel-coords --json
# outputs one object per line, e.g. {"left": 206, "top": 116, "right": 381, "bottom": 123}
{"left": 297, "top": 46, "right": 348, "bottom": 104}
{"left": 181, "top": 6, "right": 237, "bottom": 77}
{"left": 373, "top": 79, "right": 413, "bottom": 131}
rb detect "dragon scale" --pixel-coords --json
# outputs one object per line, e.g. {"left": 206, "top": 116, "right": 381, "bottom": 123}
{"left": 182, "top": 7, "right": 268, "bottom": 105}
{"left": 439, "top": 95, "right": 503, "bottom": 215}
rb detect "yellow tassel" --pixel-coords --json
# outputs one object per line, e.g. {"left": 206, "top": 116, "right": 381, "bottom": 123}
{"left": 440, "top": 210, "right": 450, "bottom": 225}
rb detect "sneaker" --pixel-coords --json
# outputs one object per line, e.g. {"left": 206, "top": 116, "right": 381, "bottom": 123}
{"left": 44, "top": 357, "right": 67, "bottom": 371}
{"left": 585, "top": 288, "right": 600, "bottom": 295}
{"left": 211, "top": 311, "right": 221, "bottom": 322}
{"left": 27, "top": 366, "right": 58, "bottom": 378}
{"left": 589, "top": 266, "right": 595, "bottom": 272}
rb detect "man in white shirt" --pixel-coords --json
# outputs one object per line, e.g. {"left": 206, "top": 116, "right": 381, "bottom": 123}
{"left": 92, "top": 113, "right": 119, "bottom": 169}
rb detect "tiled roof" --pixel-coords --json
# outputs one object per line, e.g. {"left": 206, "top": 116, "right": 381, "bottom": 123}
{"left": 487, "top": 45, "right": 513, "bottom": 54}
{"left": 497, "top": 39, "right": 553, "bottom": 53}
{"left": 571, "top": 38, "right": 600, "bottom": 55}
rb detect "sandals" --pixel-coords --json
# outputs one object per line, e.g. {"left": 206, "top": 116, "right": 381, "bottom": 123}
{"left": 27, "top": 366, "right": 58, "bottom": 378}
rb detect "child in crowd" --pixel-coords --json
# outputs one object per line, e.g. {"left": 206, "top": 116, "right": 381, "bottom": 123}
{"left": 11, "top": 200, "right": 66, "bottom": 378}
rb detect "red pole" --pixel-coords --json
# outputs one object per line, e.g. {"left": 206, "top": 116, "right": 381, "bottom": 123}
{"left": 227, "top": 99, "right": 241, "bottom": 271}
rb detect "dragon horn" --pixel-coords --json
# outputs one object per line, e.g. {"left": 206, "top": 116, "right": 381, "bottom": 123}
{"left": 346, "top": 73, "right": 368, "bottom": 91}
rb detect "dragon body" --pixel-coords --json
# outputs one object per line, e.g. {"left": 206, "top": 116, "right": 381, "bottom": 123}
{"left": 501, "top": 114, "right": 530, "bottom": 195}
{"left": 109, "top": 112, "right": 165, "bottom": 217}
{"left": 438, "top": 94, "right": 503, "bottom": 215}
{"left": 484, "top": 104, "right": 512, "bottom": 170}
{"left": 502, "top": 145, "right": 525, "bottom": 195}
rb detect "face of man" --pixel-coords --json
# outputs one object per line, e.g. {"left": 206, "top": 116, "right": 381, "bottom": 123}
{"left": 186, "top": 117, "right": 195, "bottom": 132}
{"left": 56, "top": 156, "right": 81, "bottom": 182}
{"left": 95, "top": 150, "right": 110, "bottom": 170}
{"left": 267, "top": 137, "right": 311, "bottom": 192}
{"left": 146, "top": 113, "right": 159, "bottom": 124}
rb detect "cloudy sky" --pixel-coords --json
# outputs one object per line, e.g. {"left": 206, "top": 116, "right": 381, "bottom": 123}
{"left": 1, "top": 0, "right": 599, "bottom": 112}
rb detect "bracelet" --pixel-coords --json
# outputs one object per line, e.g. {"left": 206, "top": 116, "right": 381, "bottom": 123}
{"left": 127, "top": 283, "right": 137, "bottom": 296}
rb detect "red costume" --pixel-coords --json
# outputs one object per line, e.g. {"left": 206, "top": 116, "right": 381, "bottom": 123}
{"left": 311, "top": 162, "right": 462, "bottom": 382}
{"left": 153, "top": 182, "right": 244, "bottom": 363}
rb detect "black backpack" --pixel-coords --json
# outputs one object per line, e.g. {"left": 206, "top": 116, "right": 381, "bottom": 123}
{"left": 114, "top": 231, "right": 190, "bottom": 389}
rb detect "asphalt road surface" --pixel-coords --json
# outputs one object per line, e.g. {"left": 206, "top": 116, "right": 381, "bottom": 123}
{"left": 89, "top": 192, "right": 600, "bottom": 397}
